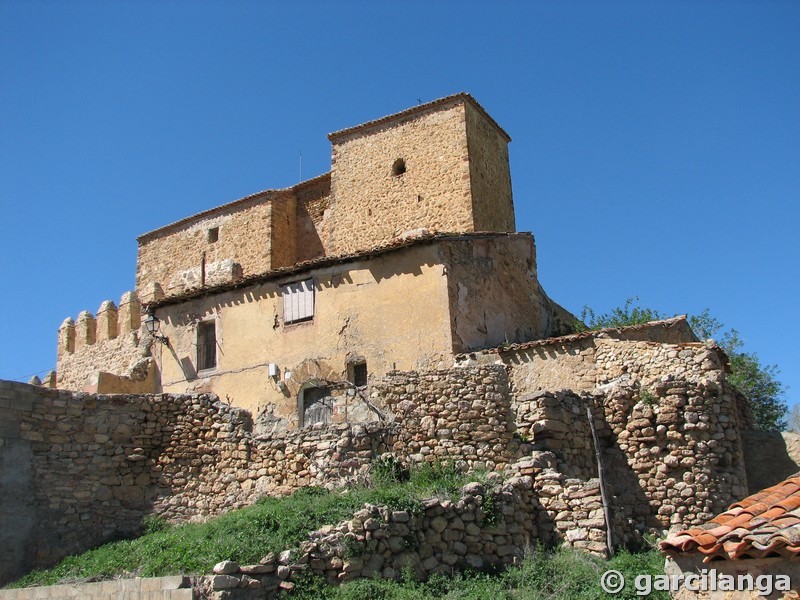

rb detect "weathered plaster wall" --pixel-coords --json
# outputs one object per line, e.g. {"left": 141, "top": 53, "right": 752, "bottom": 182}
{"left": 443, "top": 235, "right": 570, "bottom": 353}
{"left": 505, "top": 338, "right": 598, "bottom": 395}
{"left": 741, "top": 431, "right": 800, "bottom": 494}
{"left": 0, "top": 577, "right": 193, "bottom": 600}
{"left": 154, "top": 242, "right": 455, "bottom": 420}
{"left": 497, "top": 318, "right": 698, "bottom": 397}
{"left": 464, "top": 101, "right": 515, "bottom": 233}
{"left": 328, "top": 101, "right": 475, "bottom": 255}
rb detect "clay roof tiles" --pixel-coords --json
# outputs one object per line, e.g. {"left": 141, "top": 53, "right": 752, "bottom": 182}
{"left": 660, "top": 474, "right": 800, "bottom": 561}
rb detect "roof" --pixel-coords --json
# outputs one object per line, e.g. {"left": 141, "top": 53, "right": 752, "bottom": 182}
{"left": 660, "top": 474, "right": 800, "bottom": 561}
{"left": 136, "top": 172, "right": 331, "bottom": 243}
{"left": 465, "top": 316, "right": 696, "bottom": 356}
{"left": 145, "top": 231, "right": 529, "bottom": 309}
{"left": 327, "top": 92, "right": 511, "bottom": 143}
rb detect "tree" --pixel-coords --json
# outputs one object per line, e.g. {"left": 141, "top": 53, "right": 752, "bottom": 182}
{"left": 579, "top": 298, "right": 788, "bottom": 431}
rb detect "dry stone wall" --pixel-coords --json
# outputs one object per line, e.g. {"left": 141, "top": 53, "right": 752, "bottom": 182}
{"left": 195, "top": 459, "right": 619, "bottom": 599}
{"left": 2, "top": 347, "right": 752, "bottom": 587}
{"left": 373, "top": 366, "right": 517, "bottom": 471}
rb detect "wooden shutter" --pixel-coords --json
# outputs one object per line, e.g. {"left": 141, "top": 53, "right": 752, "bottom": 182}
{"left": 283, "top": 279, "right": 314, "bottom": 323}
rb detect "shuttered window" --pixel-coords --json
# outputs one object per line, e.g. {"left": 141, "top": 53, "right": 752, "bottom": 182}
{"left": 283, "top": 279, "right": 314, "bottom": 324}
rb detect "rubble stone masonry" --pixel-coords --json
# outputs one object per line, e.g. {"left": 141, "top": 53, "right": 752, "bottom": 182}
{"left": 2, "top": 346, "right": 750, "bottom": 587}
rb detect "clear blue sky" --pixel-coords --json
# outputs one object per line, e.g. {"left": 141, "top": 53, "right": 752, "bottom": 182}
{"left": 1, "top": 1, "right": 798, "bottom": 411}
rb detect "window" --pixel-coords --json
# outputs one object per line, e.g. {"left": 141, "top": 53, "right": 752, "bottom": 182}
{"left": 197, "top": 321, "right": 217, "bottom": 371}
{"left": 207, "top": 227, "right": 219, "bottom": 243}
{"left": 301, "top": 386, "right": 332, "bottom": 428}
{"left": 283, "top": 279, "right": 314, "bottom": 324}
{"left": 348, "top": 361, "right": 368, "bottom": 387}
{"left": 392, "top": 158, "right": 406, "bottom": 176}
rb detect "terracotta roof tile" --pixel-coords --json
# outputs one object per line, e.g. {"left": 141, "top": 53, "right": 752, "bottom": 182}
{"left": 661, "top": 474, "right": 800, "bottom": 561}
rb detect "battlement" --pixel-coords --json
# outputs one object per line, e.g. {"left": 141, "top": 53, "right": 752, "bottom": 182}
{"left": 55, "top": 291, "right": 154, "bottom": 392}
{"left": 58, "top": 292, "right": 142, "bottom": 358}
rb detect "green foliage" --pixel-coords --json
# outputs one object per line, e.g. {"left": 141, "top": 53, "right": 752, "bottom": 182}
{"left": 580, "top": 297, "right": 667, "bottom": 330}
{"left": 371, "top": 455, "right": 410, "bottom": 485}
{"left": 638, "top": 389, "right": 657, "bottom": 406}
{"left": 141, "top": 514, "right": 170, "bottom": 535}
{"left": 582, "top": 297, "right": 788, "bottom": 431}
{"left": 481, "top": 492, "right": 499, "bottom": 527}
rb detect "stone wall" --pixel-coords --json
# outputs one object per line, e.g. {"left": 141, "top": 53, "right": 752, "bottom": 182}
{"left": 509, "top": 338, "right": 750, "bottom": 531}
{"left": 293, "top": 175, "right": 331, "bottom": 263}
{"left": 0, "top": 366, "right": 520, "bottom": 584}
{"left": 0, "top": 576, "right": 193, "bottom": 600}
{"left": 373, "top": 365, "right": 516, "bottom": 471}
{"left": 327, "top": 96, "right": 515, "bottom": 256}
{"left": 136, "top": 193, "right": 274, "bottom": 302}
{"left": 2, "top": 348, "right": 753, "bottom": 586}
{"left": 464, "top": 100, "right": 515, "bottom": 233}
{"left": 496, "top": 317, "right": 697, "bottom": 397}
{"left": 196, "top": 458, "right": 619, "bottom": 599}
{"left": 55, "top": 291, "right": 155, "bottom": 392}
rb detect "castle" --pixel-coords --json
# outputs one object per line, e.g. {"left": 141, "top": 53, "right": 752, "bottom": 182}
{"left": 52, "top": 93, "right": 577, "bottom": 430}
{"left": 5, "top": 94, "right": 784, "bottom": 591}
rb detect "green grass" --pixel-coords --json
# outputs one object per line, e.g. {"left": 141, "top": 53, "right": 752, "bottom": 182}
{"left": 7, "top": 460, "right": 475, "bottom": 589}
{"left": 292, "top": 546, "right": 669, "bottom": 600}
{"left": 8, "top": 460, "right": 667, "bottom": 599}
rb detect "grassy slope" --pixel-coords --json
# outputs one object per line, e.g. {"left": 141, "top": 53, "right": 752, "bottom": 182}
{"left": 8, "top": 461, "right": 668, "bottom": 599}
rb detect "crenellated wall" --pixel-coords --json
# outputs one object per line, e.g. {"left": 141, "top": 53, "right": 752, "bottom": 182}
{"left": 55, "top": 291, "right": 156, "bottom": 393}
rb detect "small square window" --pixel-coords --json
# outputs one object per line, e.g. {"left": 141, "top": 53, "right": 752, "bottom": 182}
{"left": 208, "top": 227, "right": 219, "bottom": 243}
{"left": 197, "top": 321, "right": 217, "bottom": 370}
{"left": 349, "top": 361, "right": 368, "bottom": 387}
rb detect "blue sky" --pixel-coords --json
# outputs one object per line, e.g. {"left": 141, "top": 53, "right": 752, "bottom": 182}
{"left": 1, "top": 1, "right": 798, "bottom": 412}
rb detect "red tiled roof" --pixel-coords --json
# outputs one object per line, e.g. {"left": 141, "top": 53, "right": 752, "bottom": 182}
{"left": 660, "top": 475, "right": 800, "bottom": 561}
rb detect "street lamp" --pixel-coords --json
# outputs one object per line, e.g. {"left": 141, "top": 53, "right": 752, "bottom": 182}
{"left": 143, "top": 309, "right": 170, "bottom": 346}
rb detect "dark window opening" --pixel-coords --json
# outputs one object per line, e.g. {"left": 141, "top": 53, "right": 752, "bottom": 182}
{"left": 208, "top": 227, "right": 219, "bottom": 243}
{"left": 353, "top": 362, "right": 368, "bottom": 387}
{"left": 392, "top": 158, "right": 406, "bottom": 176}
{"left": 348, "top": 360, "right": 368, "bottom": 387}
{"left": 302, "top": 386, "right": 332, "bottom": 428}
{"left": 197, "top": 321, "right": 217, "bottom": 371}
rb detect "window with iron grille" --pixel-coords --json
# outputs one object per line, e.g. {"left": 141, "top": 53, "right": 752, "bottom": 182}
{"left": 197, "top": 321, "right": 217, "bottom": 371}
{"left": 282, "top": 279, "right": 314, "bottom": 324}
